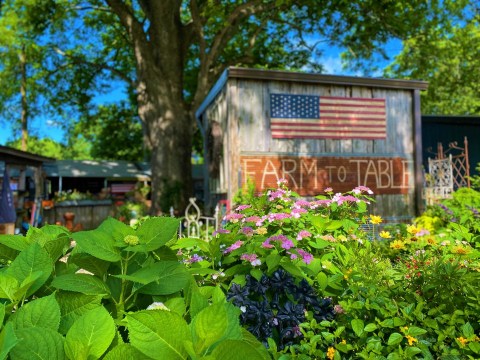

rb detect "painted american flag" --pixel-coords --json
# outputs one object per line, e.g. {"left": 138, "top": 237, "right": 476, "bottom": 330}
{"left": 270, "top": 94, "right": 387, "bottom": 139}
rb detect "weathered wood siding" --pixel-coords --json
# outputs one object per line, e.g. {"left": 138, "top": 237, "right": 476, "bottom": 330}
{"left": 44, "top": 203, "right": 114, "bottom": 230}
{"left": 227, "top": 78, "right": 416, "bottom": 220}
{"left": 203, "top": 86, "right": 229, "bottom": 205}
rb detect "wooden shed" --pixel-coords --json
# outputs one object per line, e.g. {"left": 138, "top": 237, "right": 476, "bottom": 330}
{"left": 196, "top": 67, "right": 428, "bottom": 221}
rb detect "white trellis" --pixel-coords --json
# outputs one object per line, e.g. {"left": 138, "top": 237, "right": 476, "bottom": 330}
{"left": 424, "top": 155, "right": 454, "bottom": 205}
{"left": 171, "top": 198, "right": 220, "bottom": 241}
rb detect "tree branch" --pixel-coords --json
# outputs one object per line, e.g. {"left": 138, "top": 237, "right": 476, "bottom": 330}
{"left": 53, "top": 47, "right": 135, "bottom": 87}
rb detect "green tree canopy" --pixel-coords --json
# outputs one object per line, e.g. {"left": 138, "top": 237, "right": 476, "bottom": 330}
{"left": 72, "top": 102, "right": 145, "bottom": 161}
{"left": 1, "top": 0, "right": 474, "bottom": 212}
{"left": 384, "top": 3, "right": 479, "bottom": 115}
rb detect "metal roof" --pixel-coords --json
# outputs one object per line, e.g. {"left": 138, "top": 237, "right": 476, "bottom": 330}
{"left": 43, "top": 160, "right": 150, "bottom": 180}
{"left": 0, "top": 145, "right": 55, "bottom": 166}
{"left": 196, "top": 67, "right": 429, "bottom": 118}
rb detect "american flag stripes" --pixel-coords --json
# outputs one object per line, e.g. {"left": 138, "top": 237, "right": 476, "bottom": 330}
{"left": 270, "top": 94, "right": 387, "bottom": 139}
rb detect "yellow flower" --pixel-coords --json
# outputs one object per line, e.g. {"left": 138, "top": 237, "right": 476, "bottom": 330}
{"left": 457, "top": 336, "right": 468, "bottom": 347}
{"left": 343, "top": 269, "right": 353, "bottom": 279}
{"left": 400, "top": 326, "right": 409, "bottom": 333}
{"left": 406, "top": 335, "right": 417, "bottom": 346}
{"left": 452, "top": 246, "right": 470, "bottom": 255}
{"left": 341, "top": 339, "right": 347, "bottom": 345}
{"left": 379, "top": 231, "right": 392, "bottom": 239}
{"left": 407, "top": 224, "right": 419, "bottom": 235}
{"left": 426, "top": 237, "right": 437, "bottom": 245}
{"left": 255, "top": 227, "right": 268, "bottom": 235}
{"left": 326, "top": 347, "right": 335, "bottom": 360}
{"left": 390, "top": 240, "right": 406, "bottom": 250}
{"left": 369, "top": 215, "right": 382, "bottom": 224}
{"left": 338, "top": 235, "right": 348, "bottom": 242}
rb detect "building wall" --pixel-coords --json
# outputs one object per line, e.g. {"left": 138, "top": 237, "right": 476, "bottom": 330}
{"left": 224, "top": 78, "right": 417, "bottom": 220}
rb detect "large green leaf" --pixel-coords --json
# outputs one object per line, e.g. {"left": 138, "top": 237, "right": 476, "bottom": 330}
{"left": 191, "top": 302, "right": 242, "bottom": 354}
{"left": 387, "top": 332, "right": 403, "bottom": 346}
{"left": 135, "top": 217, "right": 180, "bottom": 252}
{"left": 10, "top": 293, "right": 61, "bottom": 331}
{"left": 0, "top": 275, "right": 18, "bottom": 300}
{"left": 351, "top": 319, "right": 365, "bottom": 337}
{"left": 0, "top": 303, "right": 4, "bottom": 330}
{"left": 127, "top": 310, "right": 189, "bottom": 360}
{"left": 42, "top": 234, "right": 70, "bottom": 262}
{"left": 68, "top": 253, "right": 110, "bottom": 277}
{"left": 64, "top": 306, "right": 115, "bottom": 360}
{"left": 0, "top": 244, "right": 18, "bottom": 262}
{"left": 210, "top": 339, "right": 271, "bottom": 360}
{"left": 51, "top": 274, "right": 110, "bottom": 296}
{"left": 0, "top": 323, "right": 17, "bottom": 360}
{"left": 135, "top": 261, "right": 190, "bottom": 295}
{"left": 26, "top": 225, "right": 68, "bottom": 243}
{"left": 13, "top": 271, "right": 44, "bottom": 300}
{"left": 71, "top": 218, "right": 126, "bottom": 262}
{"left": 9, "top": 327, "right": 65, "bottom": 360}
{"left": 5, "top": 243, "right": 52, "bottom": 297}
{"left": 23, "top": 226, "right": 69, "bottom": 263}
{"left": 103, "top": 344, "right": 152, "bottom": 360}
{"left": 55, "top": 292, "right": 102, "bottom": 335}
{"left": 0, "top": 235, "right": 32, "bottom": 252}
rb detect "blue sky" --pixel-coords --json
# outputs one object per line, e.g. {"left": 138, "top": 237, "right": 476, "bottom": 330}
{"left": 0, "top": 41, "right": 402, "bottom": 146}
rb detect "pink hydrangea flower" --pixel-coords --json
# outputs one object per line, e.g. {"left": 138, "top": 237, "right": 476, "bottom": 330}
{"left": 297, "top": 249, "right": 314, "bottom": 264}
{"left": 287, "top": 251, "right": 298, "bottom": 260}
{"left": 240, "top": 253, "right": 261, "bottom": 266}
{"left": 240, "top": 226, "right": 254, "bottom": 237}
{"left": 224, "top": 213, "right": 244, "bottom": 223}
{"left": 267, "top": 189, "right": 287, "bottom": 201}
{"left": 332, "top": 193, "right": 360, "bottom": 206}
{"left": 261, "top": 239, "right": 274, "bottom": 248}
{"left": 293, "top": 200, "right": 310, "bottom": 208}
{"left": 235, "top": 204, "right": 251, "bottom": 211}
{"left": 296, "top": 230, "right": 312, "bottom": 240}
{"left": 277, "top": 178, "right": 288, "bottom": 186}
{"left": 213, "top": 228, "right": 231, "bottom": 237}
{"left": 310, "top": 199, "right": 332, "bottom": 209}
{"left": 281, "top": 238, "right": 295, "bottom": 249}
{"left": 324, "top": 187, "right": 333, "bottom": 192}
{"left": 244, "top": 215, "right": 261, "bottom": 223}
{"left": 291, "top": 208, "right": 307, "bottom": 218}
{"left": 352, "top": 185, "right": 373, "bottom": 195}
{"left": 223, "top": 240, "right": 244, "bottom": 254}
{"left": 268, "top": 212, "right": 291, "bottom": 222}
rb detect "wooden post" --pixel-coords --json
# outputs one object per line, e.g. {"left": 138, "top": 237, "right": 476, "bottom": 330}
{"left": 465, "top": 136, "right": 470, "bottom": 188}
{"left": 413, "top": 89, "right": 424, "bottom": 215}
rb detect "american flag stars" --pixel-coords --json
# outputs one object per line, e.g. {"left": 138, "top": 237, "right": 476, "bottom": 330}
{"left": 270, "top": 94, "right": 319, "bottom": 119}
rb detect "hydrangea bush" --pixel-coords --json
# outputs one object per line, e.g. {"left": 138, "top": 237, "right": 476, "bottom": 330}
{"left": 177, "top": 181, "right": 480, "bottom": 359}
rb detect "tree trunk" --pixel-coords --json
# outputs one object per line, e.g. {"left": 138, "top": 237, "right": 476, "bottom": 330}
{"left": 105, "top": 0, "right": 194, "bottom": 214}
{"left": 19, "top": 46, "right": 28, "bottom": 152}
{"left": 136, "top": 78, "right": 193, "bottom": 214}
{"left": 147, "top": 110, "right": 193, "bottom": 215}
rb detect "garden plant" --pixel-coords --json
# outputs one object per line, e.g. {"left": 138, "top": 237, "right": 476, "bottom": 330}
{"left": 0, "top": 180, "right": 479, "bottom": 359}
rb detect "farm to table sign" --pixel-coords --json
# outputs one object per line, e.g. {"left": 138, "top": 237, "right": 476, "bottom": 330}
{"left": 241, "top": 155, "right": 413, "bottom": 195}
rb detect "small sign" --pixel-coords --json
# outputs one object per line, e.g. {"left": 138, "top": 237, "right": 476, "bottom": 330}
{"left": 241, "top": 155, "right": 413, "bottom": 195}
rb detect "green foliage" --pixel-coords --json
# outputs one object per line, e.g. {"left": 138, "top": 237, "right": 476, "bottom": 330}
{"left": 71, "top": 103, "right": 145, "bottom": 161}
{"left": 176, "top": 182, "right": 480, "bottom": 358}
{"left": 384, "top": 4, "right": 479, "bottom": 115}
{"left": 0, "top": 216, "right": 267, "bottom": 359}
{"left": 6, "top": 137, "right": 67, "bottom": 159}
{"left": 417, "top": 187, "right": 480, "bottom": 238}
{"left": 233, "top": 177, "right": 258, "bottom": 206}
